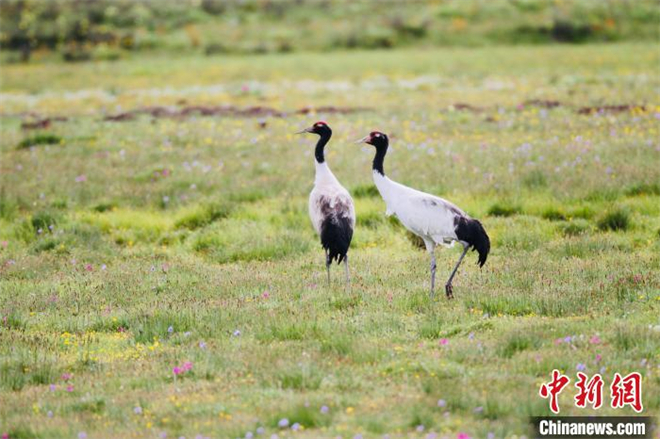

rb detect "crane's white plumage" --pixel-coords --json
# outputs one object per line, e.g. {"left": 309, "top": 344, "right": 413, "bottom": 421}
{"left": 309, "top": 161, "right": 355, "bottom": 237}
{"left": 298, "top": 121, "right": 355, "bottom": 286}
{"left": 373, "top": 173, "right": 464, "bottom": 247}
{"left": 359, "top": 131, "right": 490, "bottom": 298}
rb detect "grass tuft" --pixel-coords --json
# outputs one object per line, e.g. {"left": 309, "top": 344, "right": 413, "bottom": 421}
{"left": 30, "top": 211, "right": 60, "bottom": 233}
{"left": 352, "top": 184, "right": 379, "bottom": 198}
{"left": 93, "top": 202, "right": 117, "bottom": 213}
{"left": 174, "top": 202, "right": 233, "bottom": 230}
{"left": 270, "top": 404, "right": 331, "bottom": 429}
{"left": 541, "top": 207, "right": 566, "bottom": 221}
{"left": 488, "top": 202, "right": 521, "bottom": 217}
{"left": 3, "top": 426, "right": 39, "bottom": 439}
{"left": 278, "top": 367, "right": 323, "bottom": 391}
{"left": 560, "top": 219, "right": 591, "bottom": 236}
{"left": 17, "top": 133, "right": 62, "bottom": 149}
{"left": 522, "top": 170, "right": 547, "bottom": 188}
{"left": 625, "top": 182, "right": 660, "bottom": 196}
{"left": 597, "top": 208, "right": 630, "bottom": 231}
{"left": 498, "top": 330, "right": 542, "bottom": 358}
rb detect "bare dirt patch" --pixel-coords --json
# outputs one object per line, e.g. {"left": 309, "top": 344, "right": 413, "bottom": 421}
{"left": 102, "top": 105, "right": 369, "bottom": 122}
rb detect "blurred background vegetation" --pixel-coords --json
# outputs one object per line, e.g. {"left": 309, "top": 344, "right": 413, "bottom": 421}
{"left": 2, "top": 0, "right": 659, "bottom": 63}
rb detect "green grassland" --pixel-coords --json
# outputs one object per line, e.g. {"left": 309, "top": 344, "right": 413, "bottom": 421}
{"left": 3, "top": 0, "right": 659, "bottom": 62}
{"left": 1, "top": 42, "right": 660, "bottom": 438}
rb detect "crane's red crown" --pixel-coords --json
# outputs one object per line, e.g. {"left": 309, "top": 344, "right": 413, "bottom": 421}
{"left": 314, "top": 121, "right": 328, "bottom": 127}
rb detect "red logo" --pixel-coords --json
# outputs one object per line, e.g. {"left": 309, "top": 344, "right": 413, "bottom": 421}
{"left": 610, "top": 372, "right": 643, "bottom": 412}
{"left": 539, "top": 369, "right": 571, "bottom": 414}
{"left": 574, "top": 372, "right": 604, "bottom": 409}
{"left": 539, "top": 370, "right": 643, "bottom": 414}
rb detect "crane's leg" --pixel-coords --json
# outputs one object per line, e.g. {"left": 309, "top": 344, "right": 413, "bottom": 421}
{"left": 344, "top": 254, "right": 350, "bottom": 289}
{"left": 430, "top": 251, "right": 437, "bottom": 298}
{"left": 445, "top": 244, "right": 469, "bottom": 299}
{"left": 424, "top": 239, "right": 437, "bottom": 298}
{"left": 325, "top": 249, "right": 331, "bottom": 286}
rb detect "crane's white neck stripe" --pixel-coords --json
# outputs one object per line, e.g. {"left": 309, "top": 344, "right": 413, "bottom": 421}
{"left": 315, "top": 161, "right": 339, "bottom": 186}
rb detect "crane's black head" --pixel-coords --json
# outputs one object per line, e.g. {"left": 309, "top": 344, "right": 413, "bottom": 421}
{"left": 296, "top": 121, "right": 332, "bottom": 138}
{"left": 357, "top": 131, "right": 389, "bottom": 151}
{"left": 297, "top": 121, "right": 332, "bottom": 163}
{"left": 357, "top": 131, "right": 389, "bottom": 175}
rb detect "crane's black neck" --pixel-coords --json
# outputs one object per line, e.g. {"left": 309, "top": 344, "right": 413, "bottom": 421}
{"left": 372, "top": 147, "right": 387, "bottom": 176}
{"left": 315, "top": 132, "right": 331, "bottom": 163}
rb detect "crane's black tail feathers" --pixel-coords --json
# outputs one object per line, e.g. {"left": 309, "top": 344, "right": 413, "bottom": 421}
{"left": 320, "top": 216, "right": 353, "bottom": 264}
{"left": 454, "top": 217, "right": 490, "bottom": 267}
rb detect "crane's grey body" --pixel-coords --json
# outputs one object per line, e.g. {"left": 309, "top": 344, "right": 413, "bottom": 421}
{"left": 360, "top": 131, "right": 490, "bottom": 299}
{"left": 299, "top": 121, "right": 355, "bottom": 287}
{"left": 373, "top": 172, "right": 466, "bottom": 248}
{"left": 309, "top": 161, "right": 355, "bottom": 286}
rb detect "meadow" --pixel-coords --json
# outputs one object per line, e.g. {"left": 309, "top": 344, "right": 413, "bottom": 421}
{"left": 1, "top": 42, "right": 660, "bottom": 438}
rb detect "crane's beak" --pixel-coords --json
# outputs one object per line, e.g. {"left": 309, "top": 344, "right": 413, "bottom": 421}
{"left": 295, "top": 127, "right": 313, "bottom": 134}
{"left": 355, "top": 135, "right": 371, "bottom": 144}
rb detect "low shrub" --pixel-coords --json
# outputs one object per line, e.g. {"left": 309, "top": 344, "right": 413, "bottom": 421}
{"left": 17, "top": 133, "right": 62, "bottom": 149}
{"left": 597, "top": 208, "right": 630, "bottom": 231}
{"left": 488, "top": 202, "right": 521, "bottom": 217}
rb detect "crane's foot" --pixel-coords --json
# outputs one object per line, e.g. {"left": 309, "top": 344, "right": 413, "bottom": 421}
{"left": 445, "top": 283, "right": 454, "bottom": 300}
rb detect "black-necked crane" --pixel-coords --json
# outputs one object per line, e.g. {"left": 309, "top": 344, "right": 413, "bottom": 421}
{"left": 356, "top": 131, "right": 490, "bottom": 299}
{"left": 297, "top": 121, "right": 355, "bottom": 286}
